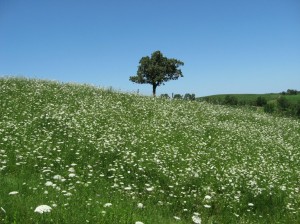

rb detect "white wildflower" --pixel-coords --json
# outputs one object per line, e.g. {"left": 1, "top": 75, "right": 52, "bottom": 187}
{"left": 64, "top": 192, "right": 72, "bottom": 196}
{"left": 68, "top": 173, "right": 76, "bottom": 178}
{"left": 53, "top": 174, "right": 63, "bottom": 180}
{"left": 34, "top": 205, "right": 52, "bottom": 214}
{"left": 45, "top": 181, "right": 53, "bottom": 187}
{"left": 103, "top": 203, "right": 112, "bottom": 207}
{"left": 204, "top": 195, "right": 211, "bottom": 200}
{"left": 8, "top": 191, "right": 19, "bottom": 195}
{"left": 146, "top": 187, "right": 154, "bottom": 192}
{"left": 248, "top": 203, "right": 254, "bottom": 207}
{"left": 137, "top": 203, "right": 144, "bottom": 208}
{"left": 192, "top": 214, "right": 201, "bottom": 224}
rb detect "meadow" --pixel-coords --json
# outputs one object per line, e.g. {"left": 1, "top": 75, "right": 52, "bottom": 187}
{"left": 0, "top": 77, "right": 300, "bottom": 223}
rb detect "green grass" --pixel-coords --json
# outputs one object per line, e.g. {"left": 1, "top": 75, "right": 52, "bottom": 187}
{"left": 1, "top": 77, "right": 300, "bottom": 223}
{"left": 199, "top": 93, "right": 300, "bottom": 105}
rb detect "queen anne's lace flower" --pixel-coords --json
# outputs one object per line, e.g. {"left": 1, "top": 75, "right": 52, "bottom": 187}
{"left": 45, "top": 181, "right": 53, "bottom": 187}
{"left": 103, "top": 203, "right": 112, "bottom": 207}
{"left": 192, "top": 214, "right": 201, "bottom": 224}
{"left": 34, "top": 205, "right": 52, "bottom": 214}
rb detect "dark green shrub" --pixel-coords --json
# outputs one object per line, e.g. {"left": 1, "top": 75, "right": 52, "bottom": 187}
{"left": 173, "top": 94, "right": 182, "bottom": 99}
{"left": 277, "top": 96, "right": 289, "bottom": 111}
{"left": 184, "top": 93, "right": 196, "bottom": 101}
{"left": 224, "top": 95, "right": 238, "bottom": 105}
{"left": 286, "top": 89, "right": 298, "bottom": 95}
{"left": 238, "top": 100, "right": 247, "bottom": 106}
{"left": 160, "top": 94, "right": 170, "bottom": 99}
{"left": 264, "top": 102, "right": 276, "bottom": 113}
{"left": 292, "top": 101, "right": 300, "bottom": 118}
{"left": 256, "top": 96, "right": 267, "bottom": 107}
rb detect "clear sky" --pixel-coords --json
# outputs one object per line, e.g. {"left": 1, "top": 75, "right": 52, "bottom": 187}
{"left": 1, "top": 0, "right": 299, "bottom": 96}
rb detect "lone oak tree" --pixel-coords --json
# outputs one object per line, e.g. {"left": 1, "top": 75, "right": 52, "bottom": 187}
{"left": 130, "top": 51, "right": 184, "bottom": 96}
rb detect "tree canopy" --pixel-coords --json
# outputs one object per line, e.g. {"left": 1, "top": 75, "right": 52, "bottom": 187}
{"left": 129, "top": 51, "right": 184, "bottom": 96}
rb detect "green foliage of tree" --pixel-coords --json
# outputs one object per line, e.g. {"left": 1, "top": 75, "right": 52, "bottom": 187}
{"left": 295, "top": 102, "right": 300, "bottom": 118}
{"left": 277, "top": 96, "right": 290, "bottom": 111}
{"left": 184, "top": 93, "right": 196, "bottom": 101}
{"left": 287, "top": 89, "right": 298, "bottom": 95}
{"left": 224, "top": 95, "right": 238, "bottom": 105}
{"left": 173, "top": 94, "right": 182, "bottom": 99}
{"left": 129, "top": 51, "right": 184, "bottom": 96}
{"left": 160, "top": 94, "right": 170, "bottom": 99}
{"left": 281, "top": 89, "right": 298, "bottom": 95}
{"left": 264, "top": 102, "right": 276, "bottom": 113}
{"left": 256, "top": 96, "right": 267, "bottom": 107}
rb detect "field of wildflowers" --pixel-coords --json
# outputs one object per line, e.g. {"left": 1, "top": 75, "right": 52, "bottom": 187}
{"left": 0, "top": 77, "right": 299, "bottom": 223}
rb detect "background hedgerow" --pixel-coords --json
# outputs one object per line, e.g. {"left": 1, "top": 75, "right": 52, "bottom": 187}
{"left": 0, "top": 77, "right": 300, "bottom": 223}
{"left": 200, "top": 93, "right": 300, "bottom": 119}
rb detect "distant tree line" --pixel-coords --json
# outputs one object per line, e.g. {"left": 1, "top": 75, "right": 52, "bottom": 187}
{"left": 263, "top": 96, "right": 300, "bottom": 118}
{"left": 202, "top": 89, "right": 300, "bottom": 119}
{"left": 160, "top": 93, "right": 196, "bottom": 101}
{"left": 281, "top": 89, "right": 299, "bottom": 95}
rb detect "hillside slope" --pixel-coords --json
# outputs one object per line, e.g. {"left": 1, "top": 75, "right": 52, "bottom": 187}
{"left": 1, "top": 77, "right": 300, "bottom": 223}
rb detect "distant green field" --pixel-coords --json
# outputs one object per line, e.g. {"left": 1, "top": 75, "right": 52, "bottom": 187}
{"left": 199, "top": 93, "right": 300, "bottom": 105}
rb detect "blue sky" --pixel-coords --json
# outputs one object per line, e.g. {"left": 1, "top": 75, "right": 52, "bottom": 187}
{"left": 1, "top": 0, "right": 299, "bottom": 96}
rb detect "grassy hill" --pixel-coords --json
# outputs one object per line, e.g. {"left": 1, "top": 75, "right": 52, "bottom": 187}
{"left": 1, "top": 77, "right": 300, "bottom": 223}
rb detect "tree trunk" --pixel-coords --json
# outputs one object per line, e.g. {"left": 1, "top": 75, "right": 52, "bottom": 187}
{"left": 152, "top": 84, "right": 157, "bottom": 97}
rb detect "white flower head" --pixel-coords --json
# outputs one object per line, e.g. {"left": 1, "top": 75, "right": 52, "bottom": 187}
{"left": 53, "top": 174, "right": 63, "bottom": 180}
{"left": 45, "top": 181, "right": 53, "bottom": 187}
{"left": 124, "top": 186, "right": 132, "bottom": 190}
{"left": 8, "top": 191, "right": 19, "bottom": 195}
{"left": 68, "top": 173, "right": 76, "bottom": 178}
{"left": 103, "top": 203, "right": 112, "bottom": 207}
{"left": 146, "top": 187, "right": 154, "bottom": 192}
{"left": 192, "top": 214, "right": 201, "bottom": 224}
{"left": 137, "top": 203, "right": 144, "bottom": 208}
{"left": 204, "top": 195, "right": 211, "bottom": 200}
{"left": 135, "top": 222, "right": 144, "bottom": 224}
{"left": 34, "top": 205, "right": 52, "bottom": 214}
